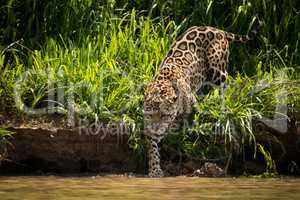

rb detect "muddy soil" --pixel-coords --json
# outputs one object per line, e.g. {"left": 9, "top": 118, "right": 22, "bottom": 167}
{"left": 1, "top": 114, "right": 300, "bottom": 176}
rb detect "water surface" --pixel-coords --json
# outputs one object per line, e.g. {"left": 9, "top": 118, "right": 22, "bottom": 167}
{"left": 0, "top": 176, "right": 300, "bottom": 199}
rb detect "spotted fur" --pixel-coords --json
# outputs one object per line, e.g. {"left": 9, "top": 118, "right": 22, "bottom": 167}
{"left": 144, "top": 20, "right": 261, "bottom": 177}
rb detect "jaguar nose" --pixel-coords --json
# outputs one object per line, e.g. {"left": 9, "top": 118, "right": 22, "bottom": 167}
{"left": 146, "top": 123, "right": 159, "bottom": 131}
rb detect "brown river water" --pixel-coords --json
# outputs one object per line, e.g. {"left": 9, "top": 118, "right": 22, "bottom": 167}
{"left": 0, "top": 176, "right": 300, "bottom": 199}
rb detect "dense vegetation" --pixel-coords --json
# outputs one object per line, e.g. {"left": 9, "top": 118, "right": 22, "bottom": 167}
{"left": 1, "top": 0, "right": 300, "bottom": 175}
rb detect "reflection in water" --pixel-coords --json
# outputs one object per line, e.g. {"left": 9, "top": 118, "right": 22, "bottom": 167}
{"left": 0, "top": 176, "right": 300, "bottom": 200}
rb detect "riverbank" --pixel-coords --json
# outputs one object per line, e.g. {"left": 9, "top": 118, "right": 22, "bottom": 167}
{"left": 0, "top": 119, "right": 138, "bottom": 174}
{"left": 1, "top": 115, "right": 299, "bottom": 176}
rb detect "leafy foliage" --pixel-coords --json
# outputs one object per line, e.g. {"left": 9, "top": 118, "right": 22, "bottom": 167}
{"left": 0, "top": 128, "right": 14, "bottom": 162}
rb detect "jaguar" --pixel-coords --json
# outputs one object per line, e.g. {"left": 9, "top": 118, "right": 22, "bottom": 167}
{"left": 144, "top": 19, "right": 261, "bottom": 177}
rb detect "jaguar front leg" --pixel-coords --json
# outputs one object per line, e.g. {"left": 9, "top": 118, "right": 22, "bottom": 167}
{"left": 144, "top": 113, "right": 176, "bottom": 177}
{"left": 147, "top": 135, "right": 164, "bottom": 177}
{"left": 145, "top": 117, "right": 173, "bottom": 177}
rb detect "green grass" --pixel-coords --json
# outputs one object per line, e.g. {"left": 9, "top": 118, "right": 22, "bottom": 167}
{"left": 1, "top": 10, "right": 179, "bottom": 157}
{"left": 161, "top": 64, "right": 299, "bottom": 163}
{"left": 0, "top": 128, "right": 14, "bottom": 162}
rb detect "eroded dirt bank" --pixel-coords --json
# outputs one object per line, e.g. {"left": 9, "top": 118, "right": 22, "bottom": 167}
{"left": 0, "top": 126, "right": 140, "bottom": 174}
{"left": 1, "top": 119, "right": 300, "bottom": 176}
